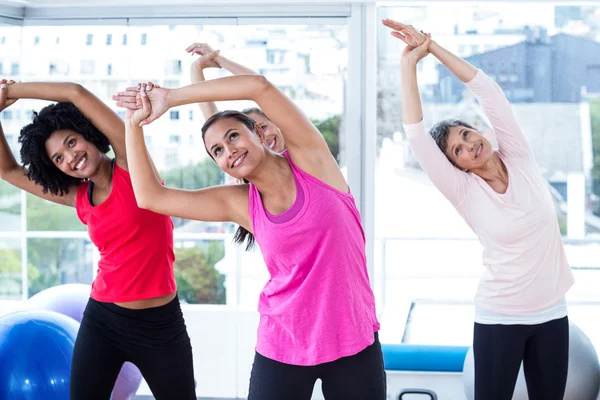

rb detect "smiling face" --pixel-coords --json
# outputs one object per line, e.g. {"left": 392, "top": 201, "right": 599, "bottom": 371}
{"left": 203, "top": 117, "right": 267, "bottom": 179}
{"left": 45, "top": 129, "right": 103, "bottom": 179}
{"left": 444, "top": 125, "right": 494, "bottom": 171}
{"left": 246, "top": 111, "right": 285, "bottom": 153}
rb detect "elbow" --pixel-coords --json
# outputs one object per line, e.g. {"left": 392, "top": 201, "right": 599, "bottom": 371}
{"left": 251, "top": 75, "right": 273, "bottom": 96}
{"left": 135, "top": 197, "right": 152, "bottom": 211}
{"left": 134, "top": 192, "right": 155, "bottom": 211}
{"left": 68, "top": 83, "right": 88, "bottom": 102}
{"left": 133, "top": 186, "right": 162, "bottom": 212}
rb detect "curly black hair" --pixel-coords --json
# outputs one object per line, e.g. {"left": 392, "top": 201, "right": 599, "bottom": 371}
{"left": 18, "top": 102, "right": 111, "bottom": 196}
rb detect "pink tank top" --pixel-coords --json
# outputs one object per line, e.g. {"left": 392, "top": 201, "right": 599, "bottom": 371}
{"left": 248, "top": 151, "right": 379, "bottom": 366}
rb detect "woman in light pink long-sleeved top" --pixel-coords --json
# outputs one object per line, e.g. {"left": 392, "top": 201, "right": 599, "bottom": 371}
{"left": 383, "top": 19, "right": 574, "bottom": 400}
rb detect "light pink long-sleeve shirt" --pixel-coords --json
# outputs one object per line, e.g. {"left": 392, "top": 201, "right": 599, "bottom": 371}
{"left": 404, "top": 69, "right": 574, "bottom": 314}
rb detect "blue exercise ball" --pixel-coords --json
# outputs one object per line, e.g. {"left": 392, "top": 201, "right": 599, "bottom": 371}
{"left": 0, "top": 310, "right": 80, "bottom": 400}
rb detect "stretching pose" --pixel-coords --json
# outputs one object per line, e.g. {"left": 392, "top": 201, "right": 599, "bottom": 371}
{"left": 186, "top": 42, "right": 285, "bottom": 153}
{"left": 0, "top": 80, "right": 196, "bottom": 400}
{"left": 114, "top": 72, "right": 384, "bottom": 399}
{"left": 383, "top": 19, "right": 574, "bottom": 400}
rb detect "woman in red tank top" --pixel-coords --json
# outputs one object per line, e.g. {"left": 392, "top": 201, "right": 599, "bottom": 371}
{"left": 0, "top": 80, "right": 196, "bottom": 400}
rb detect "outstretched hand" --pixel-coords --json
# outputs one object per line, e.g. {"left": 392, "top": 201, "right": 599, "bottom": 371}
{"left": 124, "top": 84, "right": 153, "bottom": 127}
{"left": 186, "top": 42, "right": 216, "bottom": 57}
{"left": 382, "top": 19, "right": 427, "bottom": 48}
{"left": 113, "top": 82, "right": 170, "bottom": 126}
{"left": 382, "top": 19, "right": 432, "bottom": 65}
{"left": 0, "top": 79, "right": 17, "bottom": 112}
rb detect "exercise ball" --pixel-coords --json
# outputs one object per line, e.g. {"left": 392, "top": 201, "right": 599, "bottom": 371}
{"left": 26, "top": 283, "right": 91, "bottom": 323}
{"left": 112, "top": 362, "right": 144, "bottom": 400}
{"left": 26, "top": 284, "right": 143, "bottom": 400}
{"left": 463, "top": 322, "right": 600, "bottom": 400}
{"left": 0, "top": 310, "right": 79, "bottom": 400}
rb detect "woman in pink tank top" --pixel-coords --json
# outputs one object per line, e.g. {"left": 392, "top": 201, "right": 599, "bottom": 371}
{"left": 115, "top": 72, "right": 384, "bottom": 399}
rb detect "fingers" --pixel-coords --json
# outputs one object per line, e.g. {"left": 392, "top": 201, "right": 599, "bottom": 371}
{"left": 115, "top": 102, "right": 141, "bottom": 110}
{"left": 391, "top": 31, "right": 410, "bottom": 44}
{"left": 0, "top": 83, "right": 7, "bottom": 104}
{"left": 185, "top": 42, "right": 199, "bottom": 52}
{"left": 382, "top": 18, "right": 409, "bottom": 31}
{"left": 138, "top": 87, "right": 152, "bottom": 127}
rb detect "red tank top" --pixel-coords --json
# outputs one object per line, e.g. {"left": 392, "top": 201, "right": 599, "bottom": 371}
{"left": 76, "top": 163, "right": 176, "bottom": 302}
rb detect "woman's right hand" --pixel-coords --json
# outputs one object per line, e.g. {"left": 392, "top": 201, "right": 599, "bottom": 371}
{"left": 186, "top": 42, "right": 216, "bottom": 57}
{"left": 192, "top": 50, "right": 221, "bottom": 70}
{"left": 400, "top": 32, "right": 432, "bottom": 65}
{"left": 0, "top": 79, "right": 17, "bottom": 112}
{"left": 113, "top": 83, "right": 171, "bottom": 126}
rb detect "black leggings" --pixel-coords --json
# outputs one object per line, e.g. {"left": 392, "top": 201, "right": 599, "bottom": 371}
{"left": 70, "top": 295, "right": 196, "bottom": 400}
{"left": 248, "top": 332, "right": 386, "bottom": 400}
{"left": 473, "top": 316, "right": 569, "bottom": 400}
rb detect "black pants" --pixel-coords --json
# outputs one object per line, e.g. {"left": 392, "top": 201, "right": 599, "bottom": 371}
{"left": 70, "top": 295, "right": 196, "bottom": 400}
{"left": 473, "top": 316, "right": 569, "bottom": 400}
{"left": 248, "top": 332, "right": 386, "bottom": 400}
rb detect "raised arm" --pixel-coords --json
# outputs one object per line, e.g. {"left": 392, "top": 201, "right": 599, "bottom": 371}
{"left": 189, "top": 49, "right": 221, "bottom": 120}
{"left": 386, "top": 26, "right": 470, "bottom": 206}
{"left": 383, "top": 19, "right": 531, "bottom": 159}
{"left": 124, "top": 86, "right": 251, "bottom": 230}
{"left": 6, "top": 81, "right": 131, "bottom": 167}
{"left": 0, "top": 81, "right": 76, "bottom": 206}
{"left": 115, "top": 74, "right": 345, "bottom": 190}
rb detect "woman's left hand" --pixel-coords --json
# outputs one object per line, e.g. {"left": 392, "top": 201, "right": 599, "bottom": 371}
{"left": 114, "top": 82, "right": 170, "bottom": 126}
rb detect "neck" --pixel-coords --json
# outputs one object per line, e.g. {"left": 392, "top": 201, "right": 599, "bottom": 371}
{"left": 88, "top": 155, "right": 113, "bottom": 188}
{"left": 246, "top": 152, "right": 293, "bottom": 196}
{"left": 472, "top": 152, "right": 507, "bottom": 183}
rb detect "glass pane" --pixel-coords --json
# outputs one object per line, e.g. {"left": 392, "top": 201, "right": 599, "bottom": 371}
{"left": 27, "top": 238, "right": 93, "bottom": 298}
{"left": 173, "top": 238, "right": 226, "bottom": 305}
{"left": 0, "top": 25, "right": 22, "bottom": 231}
{"left": 128, "top": 23, "right": 347, "bottom": 231}
{"left": 375, "top": 3, "right": 600, "bottom": 342}
{"left": 0, "top": 181, "right": 20, "bottom": 232}
{"left": 27, "top": 193, "right": 86, "bottom": 231}
{"left": 0, "top": 238, "right": 21, "bottom": 300}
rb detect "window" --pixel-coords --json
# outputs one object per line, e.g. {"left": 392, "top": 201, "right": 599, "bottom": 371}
{"left": 0, "top": 36, "right": 5, "bottom": 45}
{"left": 34, "top": 36, "right": 40, "bottom": 45}
{"left": 8, "top": 22, "right": 347, "bottom": 314}
{"left": 166, "top": 60, "right": 182, "bottom": 75}
{"left": 1, "top": 110, "right": 12, "bottom": 120}
{"left": 0, "top": 62, "right": 3, "bottom": 74}
{"left": 106, "top": 34, "right": 112, "bottom": 45}
{"left": 10, "top": 62, "right": 19, "bottom": 76}
{"left": 375, "top": 3, "right": 600, "bottom": 354}
{"left": 56, "top": 37, "right": 60, "bottom": 44}
{"left": 80, "top": 60, "right": 95, "bottom": 75}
